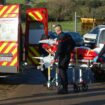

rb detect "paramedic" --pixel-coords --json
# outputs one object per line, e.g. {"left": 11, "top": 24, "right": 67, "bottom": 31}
{"left": 53, "top": 24, "right": 75, "bottom": 94}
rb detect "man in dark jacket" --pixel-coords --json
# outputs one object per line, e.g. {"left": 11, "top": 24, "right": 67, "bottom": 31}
{"left": 53, "top": 24, "right": 75, "bottom": 94}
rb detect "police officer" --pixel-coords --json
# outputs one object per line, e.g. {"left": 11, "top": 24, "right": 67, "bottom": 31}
{"left": 53, "top": 24, "right": 75, "bottom": 94}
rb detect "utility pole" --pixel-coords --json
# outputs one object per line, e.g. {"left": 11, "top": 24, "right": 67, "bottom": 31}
{"left": 74, "top": 12, "right": 80, "bottom": 32}
{"left": 74, "top": 12, "right": 77, "bottom": 32}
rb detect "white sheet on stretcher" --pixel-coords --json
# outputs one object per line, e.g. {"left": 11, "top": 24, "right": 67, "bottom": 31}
{"left": 93, "top": 43, "right": 104, "bottom": 54}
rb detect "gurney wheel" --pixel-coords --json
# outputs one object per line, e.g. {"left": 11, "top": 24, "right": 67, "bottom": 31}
{"left": 73, "top": 83, "right": 80, "bottom": 92}
{"left": 47, "top": 86, "right": 53, "bottom": 90}
{"left": 47, "top": 80, "right": 59, "bottom": 90}
{"left": 82, "top": 83, "right": 88, "bottom": 91}
{"left": 47, "top": 83, "right": 54, "bottom": 90}
{"left": 47, "top": 81, "right": 52, "bottom": 90}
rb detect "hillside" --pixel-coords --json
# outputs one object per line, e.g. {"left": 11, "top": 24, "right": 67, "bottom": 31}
{"left": 6, "top": 0, "right": 25, "bottom": 4}
{"left": 6, "top": 0, "right": 47, "bottom": 4}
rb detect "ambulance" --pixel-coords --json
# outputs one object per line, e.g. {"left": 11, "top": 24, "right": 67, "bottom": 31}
{"left": 0, "top": 5, "right": 49, "bottom": 73}
{"left": 0, "top": 4, "right": 23, "bottom": 73}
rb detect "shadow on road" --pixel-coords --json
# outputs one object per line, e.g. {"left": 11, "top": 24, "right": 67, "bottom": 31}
{"left": 0, "top": 68, "right": 46, "bottom": 85}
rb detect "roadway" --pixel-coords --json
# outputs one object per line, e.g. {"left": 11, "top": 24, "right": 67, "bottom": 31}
{"left": 0, "top": 67, "right": 105, "bottom": 105}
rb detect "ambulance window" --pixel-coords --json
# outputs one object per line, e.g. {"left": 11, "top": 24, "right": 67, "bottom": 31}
{"left": 29, "top": 21, "right": 45, "bottom": 44}
{"left": 99, "top": 30, "right": 105, "bottom": 43}
{"left": 29, "top": 21, "right": 44, "bottom": 29}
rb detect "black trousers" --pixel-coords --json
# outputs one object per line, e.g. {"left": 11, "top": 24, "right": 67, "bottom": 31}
{"left": 58, "top": 55, "right": 70, "bottom": 89}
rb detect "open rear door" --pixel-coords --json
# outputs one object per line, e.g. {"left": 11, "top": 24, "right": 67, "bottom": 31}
{"left": 25, "top": 8, "right": 48, "bottom": 66}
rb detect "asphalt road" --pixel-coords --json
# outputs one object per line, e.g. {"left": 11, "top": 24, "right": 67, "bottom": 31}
{"left": 0, "top": 67, "right": 105, "bottom": 105}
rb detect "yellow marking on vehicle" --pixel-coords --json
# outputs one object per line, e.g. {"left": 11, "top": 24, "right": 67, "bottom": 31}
{"left": 10, "top": 57, "right": 17, "bottom": 66}
{"left": 0, "top": 43, "right": 7, "bottom": 52}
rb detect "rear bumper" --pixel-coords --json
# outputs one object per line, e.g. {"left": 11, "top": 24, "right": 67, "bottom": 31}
{"left": 0, "top": 66, "right": 19, "bottom": 73}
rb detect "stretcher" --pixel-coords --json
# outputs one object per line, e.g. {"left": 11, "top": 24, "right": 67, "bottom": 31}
{"left": 34, "top": 38, "right": 100, "bottom": 91}
{"left": 33, "top": 54, "right": 59, "bottom": 89}
{"left": 70, "top": 46, "right": 98, "bottom": 92}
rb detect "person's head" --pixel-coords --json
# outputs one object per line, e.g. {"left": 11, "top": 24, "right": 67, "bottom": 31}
{"left": 54, "top": 24, "right": 62, "bottom": 35}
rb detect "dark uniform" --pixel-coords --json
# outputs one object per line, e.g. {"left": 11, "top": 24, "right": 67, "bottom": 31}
{"left": 54, "top": 32, "right": 75, "bottom": 92}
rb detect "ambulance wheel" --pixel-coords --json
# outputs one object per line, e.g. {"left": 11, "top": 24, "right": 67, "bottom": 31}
{"left": 73, "top": 83, "right": 80, "bottom": 92}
